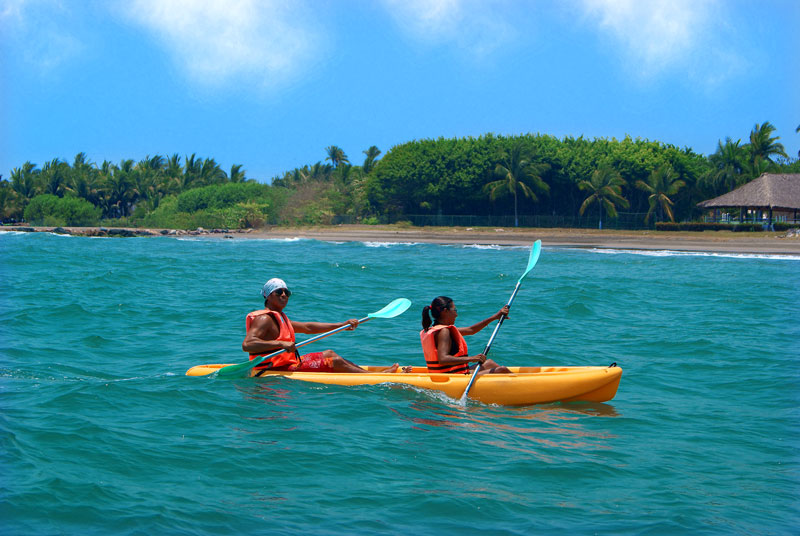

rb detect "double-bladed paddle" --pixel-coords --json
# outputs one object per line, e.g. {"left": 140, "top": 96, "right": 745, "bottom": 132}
{"left": 460, "top": 240, "right": 542, "bottom": 401}
{"left": 212, "top": 297, "right": 412, "bottom": 379}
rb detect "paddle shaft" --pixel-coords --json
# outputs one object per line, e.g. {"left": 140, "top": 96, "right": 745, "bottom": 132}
{"left": 210, "top": 297, "right": 412, "bottom": 379}
{"left": 461, "top": 281, "right": 520, "bottom": 396}
{"left": 248, "top": 315, "right": 371, "bottom": 369}
{"left": 461, "top": 240, "right": 541, "bottom": 400}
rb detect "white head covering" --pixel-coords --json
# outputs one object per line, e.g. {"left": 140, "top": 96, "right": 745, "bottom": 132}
{"left": 261, "top": 278, "right": 290, "bottom": 298}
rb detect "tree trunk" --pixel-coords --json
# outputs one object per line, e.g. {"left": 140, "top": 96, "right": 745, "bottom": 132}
{"left": 598, "top": 202, "right": 603, "bottom": 230}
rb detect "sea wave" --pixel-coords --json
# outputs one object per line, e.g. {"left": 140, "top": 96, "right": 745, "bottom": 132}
{"left": 587, "top": 247, "right": 800, "bottom": 261}
{"left": 460, "top": 243, "right": 529, "bottom": 250}
{"left": 361, "top": 241, "right": 420, "bottom": 247}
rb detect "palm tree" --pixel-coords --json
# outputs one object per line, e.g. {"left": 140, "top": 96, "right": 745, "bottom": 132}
{"left": 578, "top": 166, "right": 629, "bottom": 230}
{"left": 182, "top": 153, "right": 202, "bottom": 189}
{"left": 636, "top": 164, "right": 686, "bottom": 224}
{"left": 229, "top": 164, "right": 246, "bottom": 183}
{"left": 483, "top": 141, "right": 550, "bottom": 227}
{"left": 103, "top": 159, "right": 136, "bottom": 217}
{"left": 325, "top": 146, "right": 349, "bottom": 169}
{"left": 796, "top": 124, "right": 800, "bottom": 158}
{"left": 41, "top": 158, "right": 68, "bottom": 197}
{"left": 0, "top": 180, "right": 16, "bottom": 220}
{"left": 200, "top": 158, "right": 226, "bottom": 185}
{"left": 162, "top": 154, "right": 183, "bottom": 196}
{"left": 66, "top": 158, "right": 103, "bottom": 206}
{"left": 747, "top": 121, "right": 787, "bottom": 169}
{"left": 10, "top": 162, "right": 40, "bottom": 202}
{"left": 308, "top": 162, "right": 333, "bottom": 182}
{"left": 70, "top": 152, "right": 93, "bottom": 179}
{"left": 708, "top": 138, "right": 746, "bottom": 194}
{"left": 362, "top": 146, "right": 381, "bottom": 173}
{"left": 334, "top": 163, "right": 361, "bottom": 189}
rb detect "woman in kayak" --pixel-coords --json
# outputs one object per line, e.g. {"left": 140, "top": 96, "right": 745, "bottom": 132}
{"left": 243, "top": 278, "right": 400, "bottom": 376}
{"left": 420, "top": 296, "right": 511, "bottom": 375}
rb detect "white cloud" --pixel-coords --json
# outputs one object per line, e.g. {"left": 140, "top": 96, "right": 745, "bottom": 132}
{"left": 577, "top": 0, "right": 740, "bottom": 83}
{"left": 381, "top": 0, "right": 517, "bottom": 59}
{"left": 121, "top": 0, "right": 320, "bottom": 90}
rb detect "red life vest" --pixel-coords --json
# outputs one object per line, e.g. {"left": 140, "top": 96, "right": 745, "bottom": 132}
{"left": 420, "top": 324, "right": 470, "bottom": 374}
{"left": 246, "top": 309, "right": 298, "bottom": 369}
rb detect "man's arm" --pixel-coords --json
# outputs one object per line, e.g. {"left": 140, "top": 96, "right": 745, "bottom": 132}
{"left": 291, "top": 319, "right": 359, "bottom": 335}
{"left": 242, "top": 314, "right": 295, "bottom": 354}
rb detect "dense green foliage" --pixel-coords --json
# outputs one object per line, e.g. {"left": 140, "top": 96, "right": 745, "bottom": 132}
{"left": 23, "top": 194, "right": 101, "bottom": 226}
{"left": 2, "top": 122, "right": 797, "bottom": 229}
{"left": 141, "top": 183, "right": 285, "bottom": 229}
{"left": 366, "top": 133, "right": 711, "bottom": 222}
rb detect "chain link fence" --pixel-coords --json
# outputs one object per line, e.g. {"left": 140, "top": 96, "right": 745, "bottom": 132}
{"left": 332, "top": 213, "right": 654, "bottom": 230}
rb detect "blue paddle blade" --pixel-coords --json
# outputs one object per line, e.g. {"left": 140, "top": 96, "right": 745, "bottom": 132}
{"left": 368, "top": 298, "right": 412, "bottom": 318}
{"left": 518, "top": 240, "right": 541, "bottom": 283}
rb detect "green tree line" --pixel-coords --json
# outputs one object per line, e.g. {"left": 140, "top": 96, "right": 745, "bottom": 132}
{"left": 2, "top": 123, "right": 797, "bottom": 229}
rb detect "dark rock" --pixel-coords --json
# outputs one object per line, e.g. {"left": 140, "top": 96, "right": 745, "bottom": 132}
{"left": 108, "top": 228, "right": 136, "bottom": 237}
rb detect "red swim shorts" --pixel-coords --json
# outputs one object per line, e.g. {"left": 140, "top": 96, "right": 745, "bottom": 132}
{"left": 288, "top": 352, "right": 335, "bottom": 372}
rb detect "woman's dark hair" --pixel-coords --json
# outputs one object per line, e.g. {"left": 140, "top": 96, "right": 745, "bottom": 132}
{"left": 421, "top": 296, "right": 453, "bottom": 331}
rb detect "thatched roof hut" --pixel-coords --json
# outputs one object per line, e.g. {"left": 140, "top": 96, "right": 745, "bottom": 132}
{"left": 698, "top": 173, "right": 800, "bottom": 211}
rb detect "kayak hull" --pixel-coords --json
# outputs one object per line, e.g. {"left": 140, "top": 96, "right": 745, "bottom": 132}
{"left": 185, "top": 365, "right": 622, "bottom": 406}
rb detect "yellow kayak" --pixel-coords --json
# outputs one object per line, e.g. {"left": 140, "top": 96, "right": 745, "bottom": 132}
{"left": 185, "top": 364, "right": 622, "bottom": 406}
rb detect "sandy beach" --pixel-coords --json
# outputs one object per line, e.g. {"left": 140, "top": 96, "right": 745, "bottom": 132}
{"left": 253, "top": 225, "right": 800, "bottom": 255}
{"left": 5, "top": 224, "right": 799, "bottom": 255}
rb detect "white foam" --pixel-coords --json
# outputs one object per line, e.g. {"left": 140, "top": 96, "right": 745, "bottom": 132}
{"left": 460, "top": 244, "right": 529, "bottom": 251}
{"left": 587, "top": 248, "right": 800, "bottom": 261}
{"left": 362, "top": 241, "right": 420, "bottom": 247}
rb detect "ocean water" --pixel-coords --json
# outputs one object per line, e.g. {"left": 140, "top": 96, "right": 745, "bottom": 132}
{"left": 1, "top": 231, "right": 798, "bottom": 535}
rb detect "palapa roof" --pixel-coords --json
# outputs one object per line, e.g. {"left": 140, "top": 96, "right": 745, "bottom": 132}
{"left": 697, "top": 173, "right": 800, "bottom": 211}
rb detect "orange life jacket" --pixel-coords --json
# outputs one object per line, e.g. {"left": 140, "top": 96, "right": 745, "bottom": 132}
{"left": 420, "top": 324, "right": 470, "bottom": 374}
{"left": 246, "top": 309, "right": 298, "bottom": 369}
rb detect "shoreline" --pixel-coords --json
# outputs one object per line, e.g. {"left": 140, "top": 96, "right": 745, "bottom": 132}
{"left": 3, "top": 224, "right": 800, "bottom": 255}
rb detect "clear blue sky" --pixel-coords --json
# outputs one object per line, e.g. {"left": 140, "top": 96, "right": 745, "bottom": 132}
{"left": 2, "top": 0, "right": 798, "bottom": 183}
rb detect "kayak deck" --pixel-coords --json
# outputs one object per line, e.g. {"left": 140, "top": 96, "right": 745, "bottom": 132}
{"left": 186, "top": 364, "right": 622, "bottom": 406}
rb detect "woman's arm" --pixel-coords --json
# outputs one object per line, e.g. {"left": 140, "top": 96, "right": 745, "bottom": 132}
{"left": 435, "top": 328, "right": 485, "bottom": 365}
{"left": 458, "top": 305, "right": 509, "bottom": 336}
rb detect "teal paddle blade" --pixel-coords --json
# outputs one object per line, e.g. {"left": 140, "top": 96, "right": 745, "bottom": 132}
{"left": 368, "top": 298, "right": 411, "bottom": 319}
{"left": 216, "top": 360, "right": 262, "bottom": 379}
{"left": 518, "top": 240, "right": 542, "bottom": 283}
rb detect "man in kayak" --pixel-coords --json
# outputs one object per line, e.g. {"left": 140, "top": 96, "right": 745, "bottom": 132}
{"left": 243, "top": 278, "right": 400, "bottom": 376}
{"left": 420, "top": 296, "right": 511, "bottom": 375}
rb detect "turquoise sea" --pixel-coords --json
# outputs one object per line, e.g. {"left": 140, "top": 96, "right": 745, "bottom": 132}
{"left": 1, "top": 231, "right": 798, "bottom": 535}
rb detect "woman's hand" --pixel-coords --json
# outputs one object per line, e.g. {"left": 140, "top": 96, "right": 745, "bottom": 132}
{"left": 495, "top": 305, "right": 510, "bottom": 320}
{"left": 344, "top": 318, "right": 359, "bottom": 330}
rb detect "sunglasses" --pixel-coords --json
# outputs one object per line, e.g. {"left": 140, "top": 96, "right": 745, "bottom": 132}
{"left": 272, "top": 288, "right": 291, "bottom": 297}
